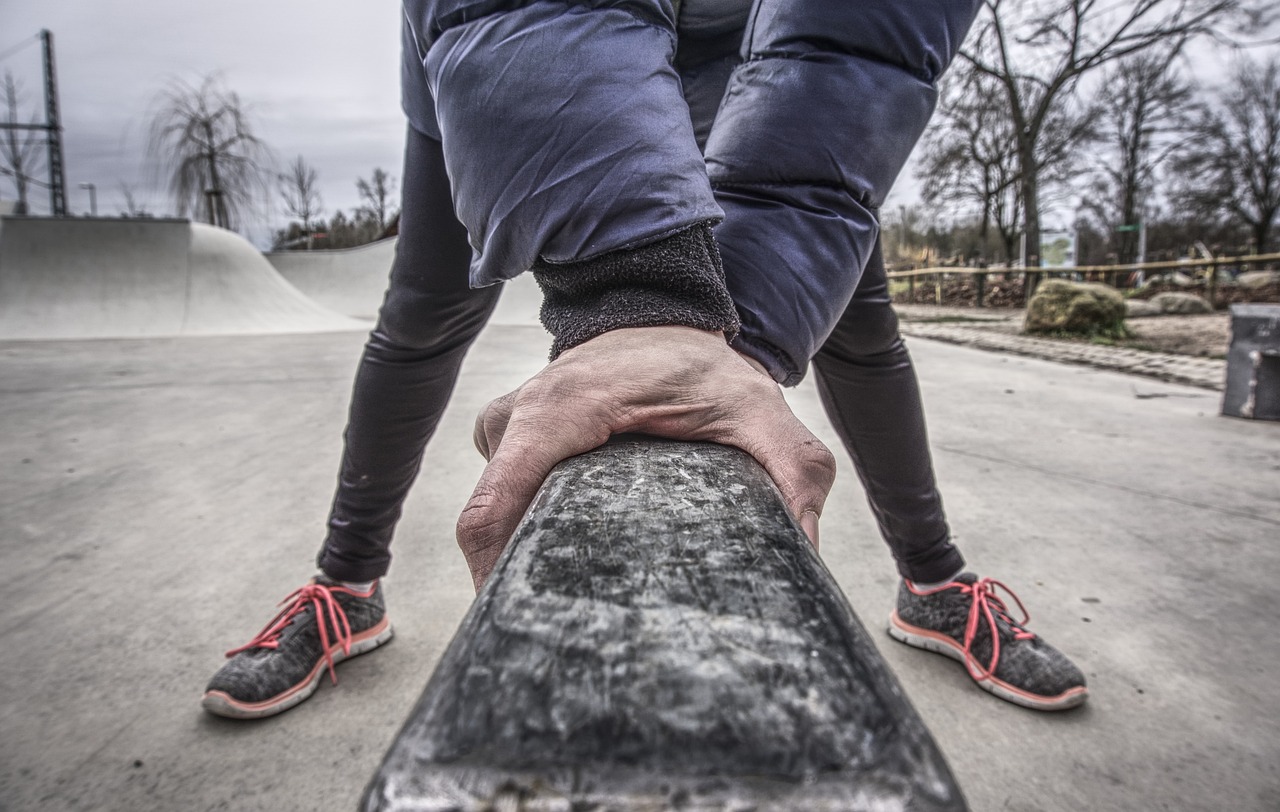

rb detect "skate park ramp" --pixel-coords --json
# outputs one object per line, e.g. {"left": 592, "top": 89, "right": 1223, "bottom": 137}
{"left": 0, "top": 216, "right": 365, "bottom": 340}
{"left": 268, "top": 238, "right": 397, "bottom": 319}
{"left": 268, "top": 237, "right": 546, "bottom": 327}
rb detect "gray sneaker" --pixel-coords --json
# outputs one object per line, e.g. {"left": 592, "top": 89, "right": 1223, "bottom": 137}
{"left": 888, "top": 573, "right": 1087, "bottom": 711}
{"left": 202, "top": 577, "right": 393, "bottom": 719}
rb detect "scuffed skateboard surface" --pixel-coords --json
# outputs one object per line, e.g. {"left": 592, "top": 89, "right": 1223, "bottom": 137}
{"left": 363, "top": 440, "right": 966, "bottom": 811}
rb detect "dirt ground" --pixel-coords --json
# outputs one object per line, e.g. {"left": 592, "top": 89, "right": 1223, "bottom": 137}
{"left": 893, "top": 306, "right": 1233, "bottom": 359}
{"left": 890, "top": 274, "right": 1274, "bottom": 359}
{"left": 1121, "top": 312, "right": 1231, "bottom": 358}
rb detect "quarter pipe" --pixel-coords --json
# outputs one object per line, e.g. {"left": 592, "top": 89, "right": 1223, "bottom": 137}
{"left": 268, "top": 238, "right": 396, "bottom": 319}
{"left": 0, "top": 217, "right": 365, "bottom": 340}
{"left": 268, "top": 237, "right": 547, "bottom": 328}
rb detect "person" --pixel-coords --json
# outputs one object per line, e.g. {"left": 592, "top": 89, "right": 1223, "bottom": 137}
{"left": 203, "top": 0, "right": 1087, "bottom": 720}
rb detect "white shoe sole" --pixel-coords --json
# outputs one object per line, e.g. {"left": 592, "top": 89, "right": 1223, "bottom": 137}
{"left": 202, "top": 618, "right": 394, "bottom": 720}
{"left": 888, "top": 611, "right": 1087, "bottom": 711}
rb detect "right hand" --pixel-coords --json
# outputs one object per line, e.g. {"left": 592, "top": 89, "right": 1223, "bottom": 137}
{"left": 458, "top": 325, "right": 837, "bottom": 590}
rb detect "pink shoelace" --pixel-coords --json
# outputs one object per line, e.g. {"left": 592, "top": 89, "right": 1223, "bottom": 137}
{"left": 225, "top": 581, "right": 356, "bottom": 685}
{"left": 950, "top": 577, "right": 1035, "bottom": 681}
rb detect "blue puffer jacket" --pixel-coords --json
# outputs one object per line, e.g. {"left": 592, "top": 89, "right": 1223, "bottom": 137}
{"left": 401, "top": 0, "right": 979, "bottom": 384}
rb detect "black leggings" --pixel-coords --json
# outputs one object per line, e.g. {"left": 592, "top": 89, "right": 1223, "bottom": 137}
{"left": 317, "top": 127, "right": 963, "bottom": 584}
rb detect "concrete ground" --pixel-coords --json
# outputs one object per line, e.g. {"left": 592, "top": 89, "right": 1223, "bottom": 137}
{"left": 2, "top": 282, "right": 1278, "bottom": 810}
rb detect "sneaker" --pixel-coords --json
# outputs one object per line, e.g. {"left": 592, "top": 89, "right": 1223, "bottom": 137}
{"left": 888, "top": 574, "right": 1087, "bottom": 711}
{"left": 202, "top": 577, "right": 393, "bottom": 719}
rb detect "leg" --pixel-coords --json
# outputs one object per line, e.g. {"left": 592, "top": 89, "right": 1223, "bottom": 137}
{"left": 815, "top": 241, "right": 1086, "bottom": 711}
{"left": 203, "top": 127, "right": 497, "bottom": 719}
{"left": 811, "top": 240, "right": 964, "bottom": 584}
{"left": 318, "top": 125, "right": 501, "bottom": 583}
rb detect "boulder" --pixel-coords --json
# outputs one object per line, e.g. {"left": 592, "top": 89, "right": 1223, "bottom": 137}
{"left": 1125, "top": 299, "right": 1162, "bottom": 318}
{"left": 1150, "top": 292, "right": 1213, "bottom": 314}
{"left": 1025, "top": 280, "right": 1126, "bottom": 335}
{"left": 1237, "top": 270, "right": 1280, "bottom": 289}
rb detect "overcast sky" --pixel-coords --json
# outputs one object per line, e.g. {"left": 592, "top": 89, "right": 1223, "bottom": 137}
{"left": 1, "top": 0, "right": 945, "bottom": 243}
{"left": 1, "top": 0, "right": 406, "bottom": 240}
{"left": 0, "top": 1, "right": 1261, "bottom": 245}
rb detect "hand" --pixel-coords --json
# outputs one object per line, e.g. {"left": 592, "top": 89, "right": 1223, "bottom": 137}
{"left": 458, "top": 326, "right": 836, "bottom": 591}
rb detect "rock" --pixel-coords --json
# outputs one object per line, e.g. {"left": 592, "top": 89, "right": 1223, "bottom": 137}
{"left": 1150, "top": 292, "right": 1213, "bottom": 314}
{"left": 1237, "top": 270, "right": 1280, "bottom": 289}
{"left": 1165, "top": 271, "right": 1196, "bottom": 287}
{"left": 1024, "top": 280, "right": 1126, "bottom": 335}
{"left": 1125, "top": 300, "right": 1162, "bottom": 318}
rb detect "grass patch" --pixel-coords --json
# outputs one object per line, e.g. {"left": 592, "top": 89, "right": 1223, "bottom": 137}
{"left": 1036, "top": 322, "right": 1136, "bottom": 343}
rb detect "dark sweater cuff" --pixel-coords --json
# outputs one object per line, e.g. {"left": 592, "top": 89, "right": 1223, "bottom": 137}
{"left": 533, "top": 222, "right": 741, "bottom": 359}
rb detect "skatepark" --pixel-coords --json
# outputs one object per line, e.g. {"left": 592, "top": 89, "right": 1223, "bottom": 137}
{"left": 1, "top": 216, "right": 1277, "bottom": 810}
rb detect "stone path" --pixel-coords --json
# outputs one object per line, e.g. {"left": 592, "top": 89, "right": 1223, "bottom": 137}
{"left": 894, "top": 305, "right": 1227, "bottom": 391}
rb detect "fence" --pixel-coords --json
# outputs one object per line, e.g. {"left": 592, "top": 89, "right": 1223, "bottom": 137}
{"left": 886, "top": 252, "right": 1280, "bottom": 308}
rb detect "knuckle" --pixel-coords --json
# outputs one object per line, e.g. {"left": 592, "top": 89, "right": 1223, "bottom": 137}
{"left": 805, "top": 440, "right": 838, "bottom": 488}
{"left": 456, "top": 491, "right": 508, "bottom": 555}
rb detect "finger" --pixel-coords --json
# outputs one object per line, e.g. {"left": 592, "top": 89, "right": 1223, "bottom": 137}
{"left": 800, "top": 510, "right": 820, "bottom": 551}
{"left": 734, "top": 413, "right": 836, "bottom": 547}
{"left": 472, "top": 389, "right": 519, "bottom": 460}
{"left": 457, "top": 401, "right": 611, "bottom": 591}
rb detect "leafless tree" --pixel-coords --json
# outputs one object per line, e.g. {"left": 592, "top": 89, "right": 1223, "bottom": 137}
{"left": 279, "top": 155, "right": 323, "bottom": 248}
{"left": 118, "top": 181, "right": 151, "bottom": 217}
{"left": 147, "top": 74, "right": 272, "bottom": 231}
{"left": 356, "top": 168, "right": 396, "bottom": 232}
{"left": 1, "top": 72, "right": 46, "bottom": 215}
{"left": 1171, "top": 57, "right": 1280, "bottom": 253}
{"left": 960, "top": 0, "right": 1248, "bottom": 275}
{"left": 920, "top": 63, "right": 1092, "bottom": 264}
{"left": 921, "top": 67, "right": 1024, "bottom": 262}
{"left": 1085, "top": 49, "right": 1198, "bottom": 263}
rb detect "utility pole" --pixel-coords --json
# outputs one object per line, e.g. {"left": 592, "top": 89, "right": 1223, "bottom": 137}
{"left": 41, "top": 29, "right": 67, "bottom": 216}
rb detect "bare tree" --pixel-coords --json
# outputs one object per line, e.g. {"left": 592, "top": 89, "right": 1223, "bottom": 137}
{"left": 1171, "top": 57, "right": 1280, "bottom": 254}
{"left": 147, "top": 74, "right": 272, "bottom": 231}
{"left": 920, "top": 67, "right": 1024, "bottom": 262}
{"left": 279, "top": 155, "right": 323, "bottom": 249}
{"left": 921, "top": 63, "right": 1092, "bottom": 264}
{"left": 1, "top": 72, "right": 46, "bottom": 215}
{"left": 356, "top": 168, "right": 396, "bottom": 232}
{"left": 1086, "top": 49, "right": 1198, "bottom": 263}
{"left": 118, "top": 181, "right": 151, "bottom": 217}
{"left": 960, "top": 0, "right": 1246, "bottom": 275}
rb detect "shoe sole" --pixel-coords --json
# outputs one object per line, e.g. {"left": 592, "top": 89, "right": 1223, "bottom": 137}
{"left": 201, "top": 618, "right": 394, "bottom": 720}
{"left": 887, "top": 611, "right": 1087, "bottom": 711}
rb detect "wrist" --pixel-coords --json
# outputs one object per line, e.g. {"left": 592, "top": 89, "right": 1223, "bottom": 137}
{"left": 532, "top": 222, "right": 740, "bottom": 359}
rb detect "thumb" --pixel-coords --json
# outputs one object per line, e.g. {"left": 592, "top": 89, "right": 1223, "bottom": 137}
{"left": 737, "top": 421, "right": 836, "bottom": 549}
{"left": 457, "top": 409, "right": 608, "bottom": 591}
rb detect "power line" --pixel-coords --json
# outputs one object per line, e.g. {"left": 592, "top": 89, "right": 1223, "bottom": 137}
{"left": 0, "top": 34, "right": 40, "bottom": 65}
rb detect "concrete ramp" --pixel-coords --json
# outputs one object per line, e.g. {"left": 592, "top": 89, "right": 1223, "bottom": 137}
{"left": 0, "top": 217, "right": 365, "bottom": 340}
{"left": 269, "top": 237, "right": 549, "bottom": 328}
{"left": 268, "top": 238, "right": 396, "bottom": 319}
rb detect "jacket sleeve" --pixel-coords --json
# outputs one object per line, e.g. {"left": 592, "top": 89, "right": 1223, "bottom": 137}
{"left": 705, "top": 0, "right": 982, "bottom": 385}
{"left": 404, "top": 0, "right": 724, "bottom": 287}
